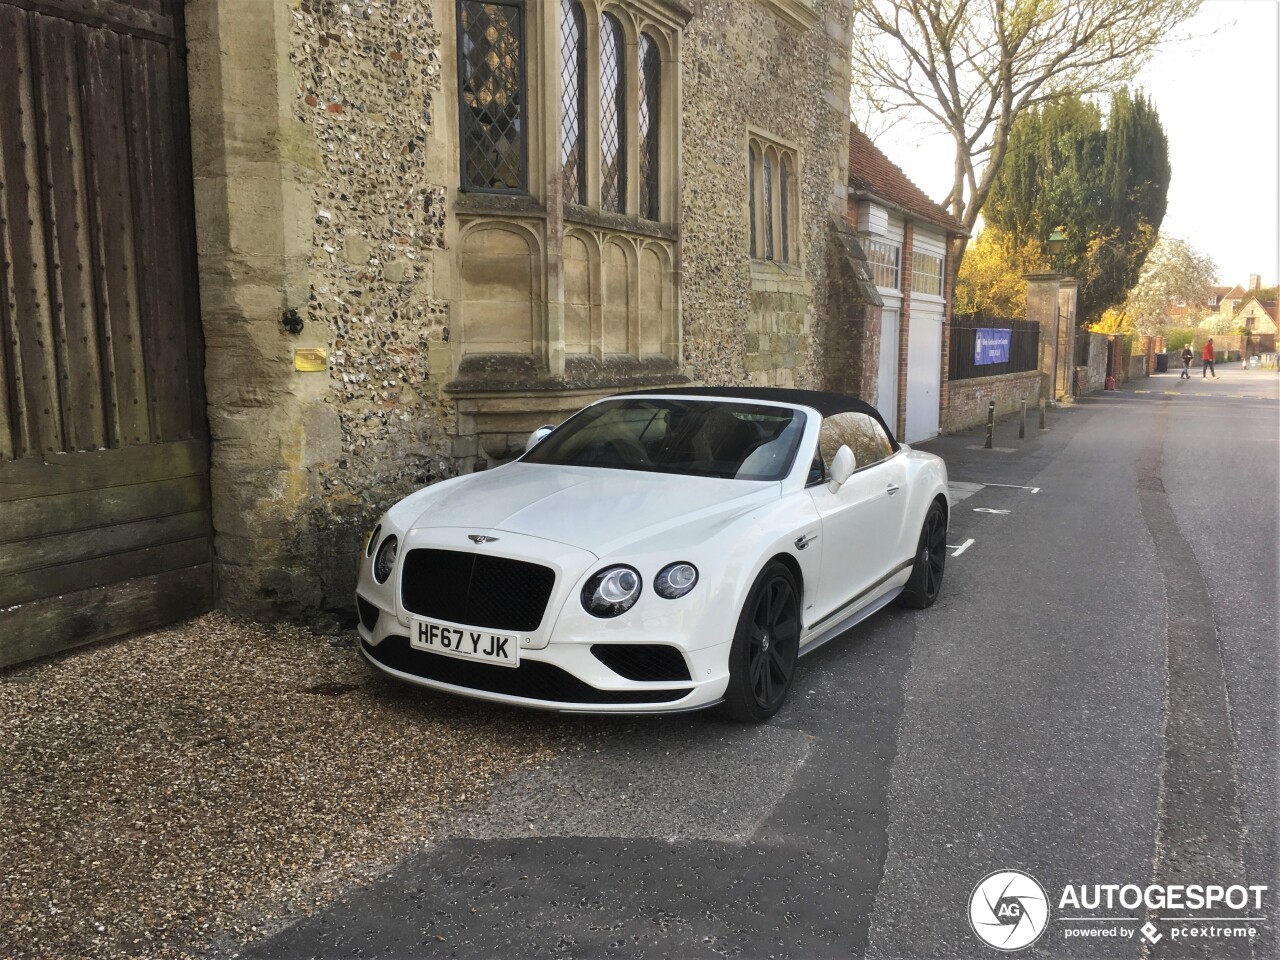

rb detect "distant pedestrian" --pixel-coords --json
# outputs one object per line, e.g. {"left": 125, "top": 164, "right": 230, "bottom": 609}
{"left": 1180, "top": 345, "right": 1193, "bottom": 379}
{"left": 1202, "top": 339, "right": 1216, "bottom": 378}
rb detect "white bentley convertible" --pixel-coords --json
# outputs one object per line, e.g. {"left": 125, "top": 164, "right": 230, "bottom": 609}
{"left": 356, "top": 388, "right": 949, "bottom": 721}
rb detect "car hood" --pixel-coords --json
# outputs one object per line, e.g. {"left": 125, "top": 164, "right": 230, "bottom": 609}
{"left": 395, "top": 463, "right": 781, "bottom": 557}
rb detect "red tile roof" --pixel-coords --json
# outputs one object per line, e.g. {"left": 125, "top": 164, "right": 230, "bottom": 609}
{"left": 848, "top": 125, "right": 968, "bottom": 236}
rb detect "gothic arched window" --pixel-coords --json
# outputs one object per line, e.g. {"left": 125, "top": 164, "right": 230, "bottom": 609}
{"left": 559, "top": 0, "right": 586, "bottom": 204}
{"left": 638, "top": 33, "right": 661, "bottom": 220}
{"left": 599, "top": 13, "right": 627, "bottom": 213}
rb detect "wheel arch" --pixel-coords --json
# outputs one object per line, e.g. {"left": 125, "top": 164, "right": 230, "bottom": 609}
{"left": 769, "top": 551, "right": 804, "bottom": 604}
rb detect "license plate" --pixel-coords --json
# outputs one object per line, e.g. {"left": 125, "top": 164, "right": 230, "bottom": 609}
{"left": 410, "top": 618, "right": 519, "bottom": 668}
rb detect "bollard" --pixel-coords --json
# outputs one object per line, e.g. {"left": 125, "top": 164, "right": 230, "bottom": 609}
{"left": 1019, "top": 400, "right": 1027, "bottom": 439}
{"left": 1039, "top": 399, "right": 1047, "bottom": 430}
{"left": 984, "top": 400, "right": 995, "bottom": 449}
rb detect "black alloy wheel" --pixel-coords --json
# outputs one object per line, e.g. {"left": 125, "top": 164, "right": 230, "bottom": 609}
{"left": 898, "top": 499, "right": 947, "bottom": 609}
{"left": 724, "top": 562, "right": 801, "bottom": 722}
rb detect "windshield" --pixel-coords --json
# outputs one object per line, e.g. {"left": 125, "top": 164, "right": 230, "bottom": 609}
{"left": 522, "top": 398, "right": 807, "bottom": 480}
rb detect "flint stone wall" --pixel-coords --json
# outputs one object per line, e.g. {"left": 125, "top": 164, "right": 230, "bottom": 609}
{"left": 191, "top": 0, "right": 858, "bottom": 619}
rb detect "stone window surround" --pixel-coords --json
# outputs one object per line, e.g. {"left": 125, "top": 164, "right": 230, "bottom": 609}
{"left": 747, "top": 129, "right": 801, "bottom": 269}
{"left": 446, "top": 0, "right": 690, "bottom": 392}
{"left": 556, "top": 0, "right": 681, "bottom": 223}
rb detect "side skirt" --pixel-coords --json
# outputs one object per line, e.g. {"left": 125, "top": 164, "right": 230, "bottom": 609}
{"left": 798, "top": 586, "right": 904, "bottom": 659}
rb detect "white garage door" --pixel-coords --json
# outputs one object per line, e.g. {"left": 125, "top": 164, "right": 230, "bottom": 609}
{"left": 876, "top": 307, "right": 899, "bottom": 428}
{"left": 904, "top": 309, "right": 942, "bottom": 443}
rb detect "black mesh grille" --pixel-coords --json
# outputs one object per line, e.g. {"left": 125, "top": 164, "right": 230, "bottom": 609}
{"left": 363, "top": 637, "right": 693, "bottom": 705}
{"left": 356, "top": 595, "right": 380, "bottom": 632}
{"left": 400, "top": 549, "right": 555, "bottom": 632}
{"left": 591, "top": 644, "right": 691, "bottom": 682}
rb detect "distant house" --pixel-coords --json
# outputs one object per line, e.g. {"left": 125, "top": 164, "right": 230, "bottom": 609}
{"left": 845, "top": 126, "right": 967, "bottom": 443}
{"left": 1233, "top": 295, "right": 1278, "bottom": 335}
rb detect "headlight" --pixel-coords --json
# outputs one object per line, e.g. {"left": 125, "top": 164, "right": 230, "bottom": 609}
{"left": 582, "top": 565, "right": 642, "bottom": 618}
{"left": 654, "top": 562, "right": 698, "bottom": 599}
{"left": 373, "top": 535, "right": 398, "bottom": 583}
{"left": 365, "top": 523, "right": 382, "bottom": 558}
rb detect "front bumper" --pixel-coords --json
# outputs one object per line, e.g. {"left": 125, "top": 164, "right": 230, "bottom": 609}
{"left": 358, "top": 631, "right": 729, "bottom": 714}
{"left": 355, "top": 528, "right": 738, "bottom": 714}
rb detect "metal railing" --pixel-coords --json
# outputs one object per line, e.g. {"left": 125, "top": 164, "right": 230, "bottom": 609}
{"left": 949, "top": 316, "right": 1040, "bottom": 381}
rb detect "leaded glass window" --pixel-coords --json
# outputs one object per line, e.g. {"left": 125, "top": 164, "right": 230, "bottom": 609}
{"left": 458, "top": 0, "right": 526, "bottom": 192}
{"left": 559, "top": 0, "right": 586, "bottom": 205}
{"left": 600, "top": 13, "right": 626, "bottom": 213}
{"left": 762, "top": 152, "right": 774, "bottom": 260}
{"left": 638, "top": 33, "right": 661, "bottom": 221}
{"left": 747, "top": 135, "right": 797, "bottom": 264}
{"left": 779, "top": 158, "right": 789, "bottom": 263}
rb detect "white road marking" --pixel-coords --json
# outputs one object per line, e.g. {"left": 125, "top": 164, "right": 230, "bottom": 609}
{"left": 973, "top": 508, "right": 1011, "bottom": 515}
{"left": 947, "top": 538, "right": 975, "bottom": 557}
{"left": 981, "top": 482, "right": 1041, "bottom": 493}
{"left": 965, "top": 445, "right": 1018, "bottom": 453}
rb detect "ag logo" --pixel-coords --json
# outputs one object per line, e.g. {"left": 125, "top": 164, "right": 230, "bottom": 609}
{"left": 968, "top": 870, "right": 1049, "bottom": 951}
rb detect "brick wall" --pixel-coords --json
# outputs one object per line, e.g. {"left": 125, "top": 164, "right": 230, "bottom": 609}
{"left": 940, "top": 371, "right": 1043, "bottom": 433}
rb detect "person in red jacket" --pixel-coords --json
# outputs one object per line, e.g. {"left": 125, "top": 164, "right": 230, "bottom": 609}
{"left": 1202, "top": 338, "right": 1217, "bottom": 378}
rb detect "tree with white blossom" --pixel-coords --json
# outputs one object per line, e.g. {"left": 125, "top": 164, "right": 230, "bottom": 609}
{"left": 1116, "top": 235, "right": 1217, "bottom": 334}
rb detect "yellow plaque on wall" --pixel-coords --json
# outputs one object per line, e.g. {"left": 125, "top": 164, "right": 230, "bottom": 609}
{"left": 294, "top": 348, "right": 328, "bottom": 372}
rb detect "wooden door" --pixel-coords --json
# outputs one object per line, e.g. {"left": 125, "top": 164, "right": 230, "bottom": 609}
{"left": 0, "top": 0, "right": 211, "bottom": 667}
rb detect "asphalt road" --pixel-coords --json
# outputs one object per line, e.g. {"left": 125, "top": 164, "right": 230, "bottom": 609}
{"left": 242, "top": 368, "right": 1278, "bottom": 960}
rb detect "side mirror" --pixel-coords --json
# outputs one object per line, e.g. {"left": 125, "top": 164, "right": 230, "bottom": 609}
{"left": 828, "top": 444, "right": 856, "bottom": 491}
{"left": 525, "top": 425, "right": 555, "bottom": 452}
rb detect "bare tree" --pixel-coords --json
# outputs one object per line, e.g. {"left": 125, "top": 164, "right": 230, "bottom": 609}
{"left": 850, "top": 0, "right": 1202, "bottom": 271}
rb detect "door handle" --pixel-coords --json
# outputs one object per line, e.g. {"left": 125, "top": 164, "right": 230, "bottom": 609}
{"left": 886, "top": 484, "right": 901, "bottom": 496}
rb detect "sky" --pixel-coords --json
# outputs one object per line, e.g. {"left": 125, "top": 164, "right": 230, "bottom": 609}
{"left": 871, "top": 0, "right": 1280, "bottom": 288}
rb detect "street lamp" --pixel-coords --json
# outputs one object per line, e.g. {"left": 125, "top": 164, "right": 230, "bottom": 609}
{"left": 1047, "top": 226, "right": 1067, "bottom": 272}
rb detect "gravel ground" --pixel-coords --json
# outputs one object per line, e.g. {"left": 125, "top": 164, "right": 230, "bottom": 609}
{"left": 0, "top": 613, "right": 573, "bottom": 960}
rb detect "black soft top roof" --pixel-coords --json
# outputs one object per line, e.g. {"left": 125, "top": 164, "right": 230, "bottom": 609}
{"left": 622, "top": 386, "right": 899, "bottom": 449}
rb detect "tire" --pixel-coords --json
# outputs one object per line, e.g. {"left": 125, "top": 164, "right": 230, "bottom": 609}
{"left": 722, "top": 561, "right": 801, "bottom": 723}
{"left": 897, "top": 499, "right": 947, "bottom": 609}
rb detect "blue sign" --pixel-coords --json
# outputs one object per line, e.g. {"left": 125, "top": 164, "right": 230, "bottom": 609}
{"left": 975, "top": 328, "right": 1012, "bottom": 365}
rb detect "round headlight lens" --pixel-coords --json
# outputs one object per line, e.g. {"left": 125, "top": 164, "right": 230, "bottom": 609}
{"left": 365, "top": 523, "right": 382, "bottom": 558}
{"left": 373, "top": 535, "right": 398, "bottom": 583}
{"left": 582, "top": 565, "right": 642, "bottom": 618}
{"left": 654, "top": 562, "right": 699, "bottom": 599}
